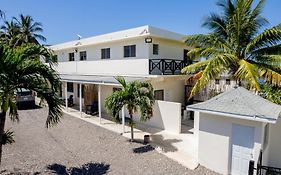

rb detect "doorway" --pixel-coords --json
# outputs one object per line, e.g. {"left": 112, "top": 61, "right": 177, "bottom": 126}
{"left": 231, "top": 124, "right": 255, "bottom": 175}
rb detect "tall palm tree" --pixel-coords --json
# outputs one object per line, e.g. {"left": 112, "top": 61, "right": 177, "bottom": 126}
{"left": 182, "top": 0, "right": 281, "bottom": 97}
{"left": 0, "top": 43, "right": 63, "bottom": 164}
{"left": 0, "top": 10, "right": 4, "bottom": 20}
{"left": 0, "top": 20, "right": 21, "bottom": 46}
{"left": 105, "top": 77, "right": 154, "bottom": 141}
{"left": 13, "top": 14, "right": 46, "bottom": 44}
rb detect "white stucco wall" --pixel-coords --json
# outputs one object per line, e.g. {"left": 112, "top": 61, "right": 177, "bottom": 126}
{"left": 198, "top": 112, "right": 263, "bottom": 175}
{"left": 148, "top": 38, "right": 190, "bottom": 60}
{"left": 55, "top": 37, "right": 149, "bottom": 62}
{"left": 151, "top": 78, "right": 185, "bottom": 104}
{"left": 55, "top": 59, "right": 150, "bottom": 76}
{"left": 133, "top": 100, "right": 181, "bottom": 134}
{"left": 263, "top": 117, "right": 281, "bottom": 168}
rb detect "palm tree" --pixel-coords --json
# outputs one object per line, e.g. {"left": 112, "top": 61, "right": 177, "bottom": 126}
{"left": 0, "top": 10, "right": 4, "bottom": 20}
{"left": 0, "top": 43, "right": 63, "bottom": 164}
{"left": 13, "top": 14, "right": 46, "bottom": 44}
{"left": 105, "top": 77, "right": 154, "bottom": 141}
{"left": 182, "top": 0, "right": 281, "bottom": 97}
{"left": 0, "top": 20, "right": 21, "bottom": 46}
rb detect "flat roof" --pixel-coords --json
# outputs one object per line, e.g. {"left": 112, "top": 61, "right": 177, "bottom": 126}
{"left": 49, "top": 25, "right": 185, "bottom": 51}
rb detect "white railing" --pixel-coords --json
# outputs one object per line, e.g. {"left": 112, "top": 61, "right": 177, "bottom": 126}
{"left": 55, "top": 59, "right": 150, "bottom": 76}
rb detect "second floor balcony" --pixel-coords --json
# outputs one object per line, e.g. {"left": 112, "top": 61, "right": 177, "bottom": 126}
{"left": 55, "top": 58, "right": 189, "bottom": 76}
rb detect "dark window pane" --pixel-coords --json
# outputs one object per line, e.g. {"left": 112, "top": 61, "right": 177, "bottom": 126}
{"left": 215, "top": 79, "right": 220, "bottom": 85}
{"left": 154, "top": 90, "right": 164, "bottom": 101}
{"left": 153, "top": 44, "right": 159, "bottom": 55}
{"left": 101, "top": 48, "right": 110, "bottom": 59}
{"left": 131, "top": 45, "right": 136, "bottom": 57}
{"left": 67, "top": 82, "right": 73, "bottom": 92}
{"left": 80, "top": 51, "right": 87, "bottom": 61}
{"left": 124, "top": 45, "right": 136, "bottom": 57}
{"left": 226, "top": 79, "right": 231, "bottom": 85}
{"left": 69, "top": 53, "right": 74, "bottom": 61}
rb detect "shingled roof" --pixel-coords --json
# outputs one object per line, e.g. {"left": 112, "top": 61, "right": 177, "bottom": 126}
{"left": 187, "top": 87, "right": 281, "bottom": 123}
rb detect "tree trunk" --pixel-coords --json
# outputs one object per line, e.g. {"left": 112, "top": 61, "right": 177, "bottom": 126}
{"left": 0, "top": 111, "right": 6, "bottom": 165}
{"left": 130, "top": 114, "right": 134, "bottom": 142}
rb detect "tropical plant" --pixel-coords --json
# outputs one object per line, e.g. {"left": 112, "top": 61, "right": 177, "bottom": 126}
{"left": 14, "top": 14, "right": 46, "bottom": 44}
{"left": 0, "top": 20, "right": 21, "bottom": 46}
{"left": 105, "top": 77, "right": 154, "bottom": 141}
{"left": 182, "top": 0, "right": 281, "bottom": 97}
{"left": 0, "top": 43, "right": 63, "bottom": 164}
{"left": 262, "top": 84, "right": 281, "bottom": 105}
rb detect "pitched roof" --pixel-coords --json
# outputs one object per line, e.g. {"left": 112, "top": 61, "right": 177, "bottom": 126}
{"left": 49, "top": 25, "right": 185, "bottom": 51}
{"left": 187, "top": 87, "right": 281, "bottom": 123}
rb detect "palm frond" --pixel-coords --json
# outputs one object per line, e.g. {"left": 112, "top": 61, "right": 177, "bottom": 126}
{"left": 234, "top": 59, "right": 261, "bottom": 90}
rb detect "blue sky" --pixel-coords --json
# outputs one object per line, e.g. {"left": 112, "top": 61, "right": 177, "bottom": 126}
{"left": 2, "top": 0, "right": 280, "bottom": 45}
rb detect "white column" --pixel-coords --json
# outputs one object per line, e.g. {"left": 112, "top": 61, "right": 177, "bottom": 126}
{"left": 122, "top": 106, "right": 125, "bottom": 133}
{"left": 65, "top": 81, "right": 68, "bottom": 111}
{"left": 98, "top": 84, "right": 102, "bottom": 124}
{"left": 79, "top": 83, "right": 82, "bottom": 116}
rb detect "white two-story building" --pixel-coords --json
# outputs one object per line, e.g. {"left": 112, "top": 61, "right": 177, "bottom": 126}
{"left": 50, "top": 25, "right": 194, "bottom": 134}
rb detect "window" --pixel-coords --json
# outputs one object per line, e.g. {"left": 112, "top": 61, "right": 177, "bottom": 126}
{"left": 226, "top": 79, "right": 231, "bottom": 85}
{"left": 69, "top": 52, "right": 75, "bottom": 61}
{"left": 80, "top": 51, "right": 87, "bottom": 61}
{"left": 154, "top": 90, "right": 164, "bottom": 101}
{"left": 67, "top": 82, "right": 73, "bottom": 92}
{"left": 101, "top": 48, "right": 110, "bottom": 59}
{"left": 124, "top": 45, "right": 136, "bottom": 57}
{"left": 263, "top": 124, "right": 269, "bottom": 149}
{"left": 153, "top": 44, "right": 159, "bottom": 55}
{"left": 215, "top": 79, "right": 220, "bottom": 85}
{"left": 77, "top": 84, "right": 85, "bottom": 98}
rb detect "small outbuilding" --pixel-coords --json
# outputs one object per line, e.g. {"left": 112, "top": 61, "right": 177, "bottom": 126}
{"left": 187, "top": 87, "right": 281, "bottom": 175}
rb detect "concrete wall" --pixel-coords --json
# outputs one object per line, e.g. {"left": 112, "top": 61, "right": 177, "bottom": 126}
{"left": 198, "top": 112, "right": 263, "bottom": 175}
{"left": 148, "top": 38, "right": 190, "bottom": 60}
{"left": 151, "top": 78, "right": 185, "bottom": 104}
{"left": 263, "top": 117, "right": 281, "bottom": 168}
{"left": 55, "top": 59, "right": 150, "bottom": 76}
{"left": 55, "top": 37, "right": 149, "bottom": 62}
{"left": 132, "top": 100, "right": 181, "bottom": 134}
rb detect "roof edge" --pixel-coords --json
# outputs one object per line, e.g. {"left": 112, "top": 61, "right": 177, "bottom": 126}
{"left": 187, "top": 107, "right": 277, "bottom": 124}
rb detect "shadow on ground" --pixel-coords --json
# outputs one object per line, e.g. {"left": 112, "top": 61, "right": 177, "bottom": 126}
{"left": 133, "top": 144, "right": 155, "bottom": 154}
{"left": 150, "top": 135, "right": 182, "bottom": 153}
{"left": 47, "top": 162, "right": 110, "bottom": 175}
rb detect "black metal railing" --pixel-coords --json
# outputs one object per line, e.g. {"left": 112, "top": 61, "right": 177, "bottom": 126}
{"left": 149, "top": 59, "right": 188, "bottom": 75}
{"left": 249, "top": 150, "right": 281, "bottom": 175}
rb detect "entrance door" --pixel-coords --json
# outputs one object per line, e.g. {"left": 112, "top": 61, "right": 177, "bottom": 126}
{"left": 231, "top": 124, "right": 255, "bottom": 175}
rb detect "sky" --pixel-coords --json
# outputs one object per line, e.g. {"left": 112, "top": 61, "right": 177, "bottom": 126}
{"left": 1, "top": 0, "right": 281, "bottom": 45}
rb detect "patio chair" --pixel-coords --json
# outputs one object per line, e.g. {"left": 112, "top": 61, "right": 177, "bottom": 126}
{"left": 85, "top": 101, "right": 98, "bottom": 115}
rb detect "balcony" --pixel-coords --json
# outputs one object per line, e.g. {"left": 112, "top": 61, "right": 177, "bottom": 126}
{"left": 54, "top": 58, "right": 188, "bottom": 76}
{"left": 149, "top": 59, "right": 188, "bottom": 75}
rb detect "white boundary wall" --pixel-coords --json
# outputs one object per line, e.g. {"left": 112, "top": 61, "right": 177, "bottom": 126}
{"left": 134, "top": 100, "right": 181, "bottom": 134}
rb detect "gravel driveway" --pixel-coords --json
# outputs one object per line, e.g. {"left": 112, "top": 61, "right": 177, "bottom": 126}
{"left": 0, "top": 107, "right": 217, "bottom": 175}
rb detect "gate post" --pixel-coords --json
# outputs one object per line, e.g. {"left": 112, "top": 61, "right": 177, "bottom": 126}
{"left": 249, "top": 160, "right": 255, "bottom": 175}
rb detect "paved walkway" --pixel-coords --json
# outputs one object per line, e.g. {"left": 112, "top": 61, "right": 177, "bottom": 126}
{"left": 65, "top": 107, "right": 199, "bottom": 170}
{"left": 0, "top": 107, "right": 217, "bottom": 175}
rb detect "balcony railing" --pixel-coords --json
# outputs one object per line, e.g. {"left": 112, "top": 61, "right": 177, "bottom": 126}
{"left": 149, "top": 59, "right": 188, "bottom": 75}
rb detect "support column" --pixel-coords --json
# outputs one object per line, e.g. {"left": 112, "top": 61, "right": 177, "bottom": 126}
{"left": 122, "top": 106, "right": 125, "bottom": 133}
{"left": 65, "top": 81, "right": 68, "bottom": 111}
{"left": 79, "top": 83, "right": 82, "bottom": 116}
{"left": 98, "top": 84, "right": 102, "bottom": 124}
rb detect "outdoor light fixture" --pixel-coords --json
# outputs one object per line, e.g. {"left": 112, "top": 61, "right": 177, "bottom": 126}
{"left": 145, "top": 37, "right": 152, "bottom": 43}
{"left": 74, "top": 48, "right": 78, "bottom": 53}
